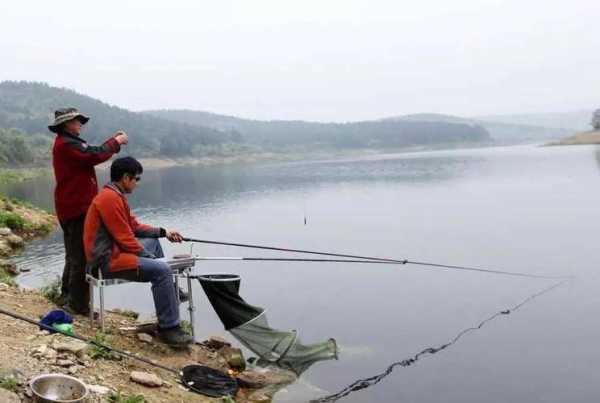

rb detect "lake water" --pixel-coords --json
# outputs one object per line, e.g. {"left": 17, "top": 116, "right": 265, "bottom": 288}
{"left": 4, "top": 144, "right": 600, "bottom": 402}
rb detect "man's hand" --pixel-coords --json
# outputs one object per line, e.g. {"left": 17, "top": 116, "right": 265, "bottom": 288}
{"left": 114, "top": 131, "right": 129, "bottom": 145}
{"left": 166, "top": 230, "right": 184, "bottom": 243}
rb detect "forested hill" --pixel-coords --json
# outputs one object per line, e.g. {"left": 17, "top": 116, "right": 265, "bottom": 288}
{"left": 145, "top": 109, "right": 491, "bottom": 149}
{"left": 386, "top": 113, "right": 572, "bottom": 143}
{"left": 0, "top": 81, "right": 234, "bottom": 159}
{"left": 0, "top": 81, "right": 490, "bottom": 167}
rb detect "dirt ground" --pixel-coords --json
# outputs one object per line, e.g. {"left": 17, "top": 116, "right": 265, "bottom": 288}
{"left": 0, "top": 284, "right": 292, "bottom": 402}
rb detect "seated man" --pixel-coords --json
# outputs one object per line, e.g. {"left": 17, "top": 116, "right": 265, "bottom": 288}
{"left": 83, "top": 156, "right": 192, "bottom": 346}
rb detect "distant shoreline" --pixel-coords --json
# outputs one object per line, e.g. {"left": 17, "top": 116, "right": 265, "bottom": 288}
{"left": 0, "top": 140, "right": 497, "bottom": 182}
{"left": 544, "top": 130, "right": 600, "bottom": 146}
{"left": 134, "top": 141, "right": 494, "bottom": 169}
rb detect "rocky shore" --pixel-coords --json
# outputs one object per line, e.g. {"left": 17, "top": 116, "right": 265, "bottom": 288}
{"left": 0, "top": 196, "right": 295, "bottom": 402}
{"left": 0, "top": 285, "right": 297, "bottom": 402}
{"left": 0, "top": 196, "right": 55, "bottom": 284}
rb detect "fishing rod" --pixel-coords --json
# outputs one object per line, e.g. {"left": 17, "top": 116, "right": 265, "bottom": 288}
{"left": 193, "top": 256, "right": 401, "bottom": 264}
{"left": 183, "top": 238, "right": 572, "bottom": 280}
{"left": 0, "top": 306, "right": 179, "bottom": 375}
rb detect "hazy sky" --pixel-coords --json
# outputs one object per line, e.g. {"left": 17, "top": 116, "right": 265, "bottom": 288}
{"left": 1, "top": 0, "right": 599, "bottom": 121}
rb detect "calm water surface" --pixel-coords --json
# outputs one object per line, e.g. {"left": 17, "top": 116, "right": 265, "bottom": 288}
{"left": 4, "top": 144, "right": 600, "bottom": 402}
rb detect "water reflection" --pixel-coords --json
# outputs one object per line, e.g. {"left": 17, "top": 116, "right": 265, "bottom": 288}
{"left": 11, "top": 147, "right": 570, "bottom": 403}
{"left": 0, "top": 152, "right": 481, "bottom": 215}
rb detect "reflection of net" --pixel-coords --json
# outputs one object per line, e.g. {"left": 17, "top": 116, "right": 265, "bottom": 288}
{"left": 198, "top": 274, "right": 337, "bottom": 375}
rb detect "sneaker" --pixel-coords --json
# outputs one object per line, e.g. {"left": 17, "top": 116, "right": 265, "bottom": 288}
{"left": 158, "top": 326, "right": 193, "bottom": 347}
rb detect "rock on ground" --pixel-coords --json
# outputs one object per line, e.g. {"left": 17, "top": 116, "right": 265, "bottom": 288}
{"left": 5, "top": 234, "right": 23, "bottom": 248}
{"left": 137, "top": 333, "right": 153, "bottom": 343}
{"left": 205, "top": 336, "right": 231, "bottom": 350}
{"left": 87, "top": 384, "right": 112, "bottom": 395}
{"left": 219, "top": 346, "right": 246, "bottom": 371}
{"left": 0, "top": 240, "right": 12, "bottom": 256}
{"left": 0, "top": 259, "right": 17, "bottom": 275}
{"left": 52, "top": 339, "right": 88, "bottom": 357}
{"left": 130, "top": 371, "right": 164, "bottom": 387}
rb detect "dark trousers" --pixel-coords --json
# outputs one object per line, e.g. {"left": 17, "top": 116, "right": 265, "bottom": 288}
{"left": 105, "top": 238, "right": 180, "bottom": 328}
{"left": 60, "top": 214, "right": 89, "bottom": 313}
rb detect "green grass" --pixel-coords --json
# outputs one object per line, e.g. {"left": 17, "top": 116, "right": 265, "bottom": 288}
{"left": 23, "top": 220, "right": 54, "bottom": 235}
{"left": 0, "top": 376, "right": 19, "bottom": 393}
{"left": 90, "top": 332, "right": 121, "bottom": 361}
{"left": 40, "top": 276, "right": 62, "bottom": 304}
{"left": 180, "top": 320, "right": 193, "bottom": 335}
{"left": 0, "top": 211, "right": 25, "bottom": 231}
{"left": 107, "top": 391, "right": 146, "bottom": 403}
{"left": 0, "top": 269, "right": 16, "bottom": 287}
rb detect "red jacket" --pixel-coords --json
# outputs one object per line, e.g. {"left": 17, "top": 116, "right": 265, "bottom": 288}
{"left": 52, "top": 132, "right": 120, "bottom": 223}
{"left": 84, "top": 184, "right": 164, "bottom": 274}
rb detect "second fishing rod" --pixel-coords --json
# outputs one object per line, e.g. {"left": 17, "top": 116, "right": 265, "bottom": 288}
{"left": 182, "top": 237, "right": 572, "bottom": 280}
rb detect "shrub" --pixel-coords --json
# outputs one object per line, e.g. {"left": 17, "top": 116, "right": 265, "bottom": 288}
{"left": 0, "top": 211, "right": 25, "bottom": 231}
{"left": 0, "top": 269, "right": 16, "bottom": 287}
{"left": 107, "top": 392, "right": 146, "bottom": 403}
{"left": 40, "top": 276, "right": 62, "bottom": 304}
{"left": 89, "top": 332, "right": 121, "bottom": 361}
{"left": 0, "top": 376, "right": 19, "bottom": 393}
{"left": 180, "top": 320, "right": 193, "bottom": 336}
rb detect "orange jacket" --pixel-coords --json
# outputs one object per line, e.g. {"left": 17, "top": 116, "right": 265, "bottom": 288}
{"left": 84, "top": 184, "right": 165, "bottom": 274}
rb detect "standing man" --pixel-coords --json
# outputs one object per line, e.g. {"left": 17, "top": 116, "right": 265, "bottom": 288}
{"left": 84, "top": 157, "right": 192, "bottom": 346}
{"left": 50, "top": 108, "right": 128, "bottom": 315}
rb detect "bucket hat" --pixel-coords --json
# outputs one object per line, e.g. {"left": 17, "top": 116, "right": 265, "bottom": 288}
{"left": 48, "top": 107, "right": 90, "bottom": 133}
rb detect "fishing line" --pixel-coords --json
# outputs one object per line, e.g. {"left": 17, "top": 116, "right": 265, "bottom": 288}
{"left": 310, "top": 279, "right": 570, "bottom": 402}
{"left": 182, "top": 237, "right": 571, "bottom": 280}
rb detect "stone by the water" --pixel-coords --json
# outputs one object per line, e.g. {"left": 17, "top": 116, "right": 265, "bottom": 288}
{"left": 5, "top": 234, "right": 24, "bottom": 248}
{"left": 87, "top": 384, "right": 112, "bottom": 395}
{"left": 137, "top": 333, "right": 153, "bottom": 343}
{"left": 52, "top": 339, "right": 88, "bottom": 357}
{"left": 206, "top": 336, "right": 231, "bottom": 350}
{"left": 219, "top": 346, "right": 246, "bottom": 371}
{"left": 130, "top": 371, "right": 163, "bottom": 387}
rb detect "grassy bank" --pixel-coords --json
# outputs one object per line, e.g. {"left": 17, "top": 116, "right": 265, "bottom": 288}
{"left": 0, "top": 167, "right": 52, "bottom": 184}
{"left": 0, "top": 195, "right": 55, "bottom": 284}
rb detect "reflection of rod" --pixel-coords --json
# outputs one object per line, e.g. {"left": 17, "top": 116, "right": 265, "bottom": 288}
{"left": 184, "top": 238, "right": 572, "bottom": 280}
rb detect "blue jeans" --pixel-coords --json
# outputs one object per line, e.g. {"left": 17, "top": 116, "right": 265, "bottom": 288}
{"left": 117, "top": 238, "right": 180, "bottom": 329}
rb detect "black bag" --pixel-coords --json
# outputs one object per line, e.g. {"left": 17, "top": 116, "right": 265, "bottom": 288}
{"left": 181, "top": 365, "right": 239, "bottom": 397}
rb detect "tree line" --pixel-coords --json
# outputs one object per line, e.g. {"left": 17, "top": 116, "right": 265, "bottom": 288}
{"left": 0, "top": 81, "right": 491, "bottom": 166}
